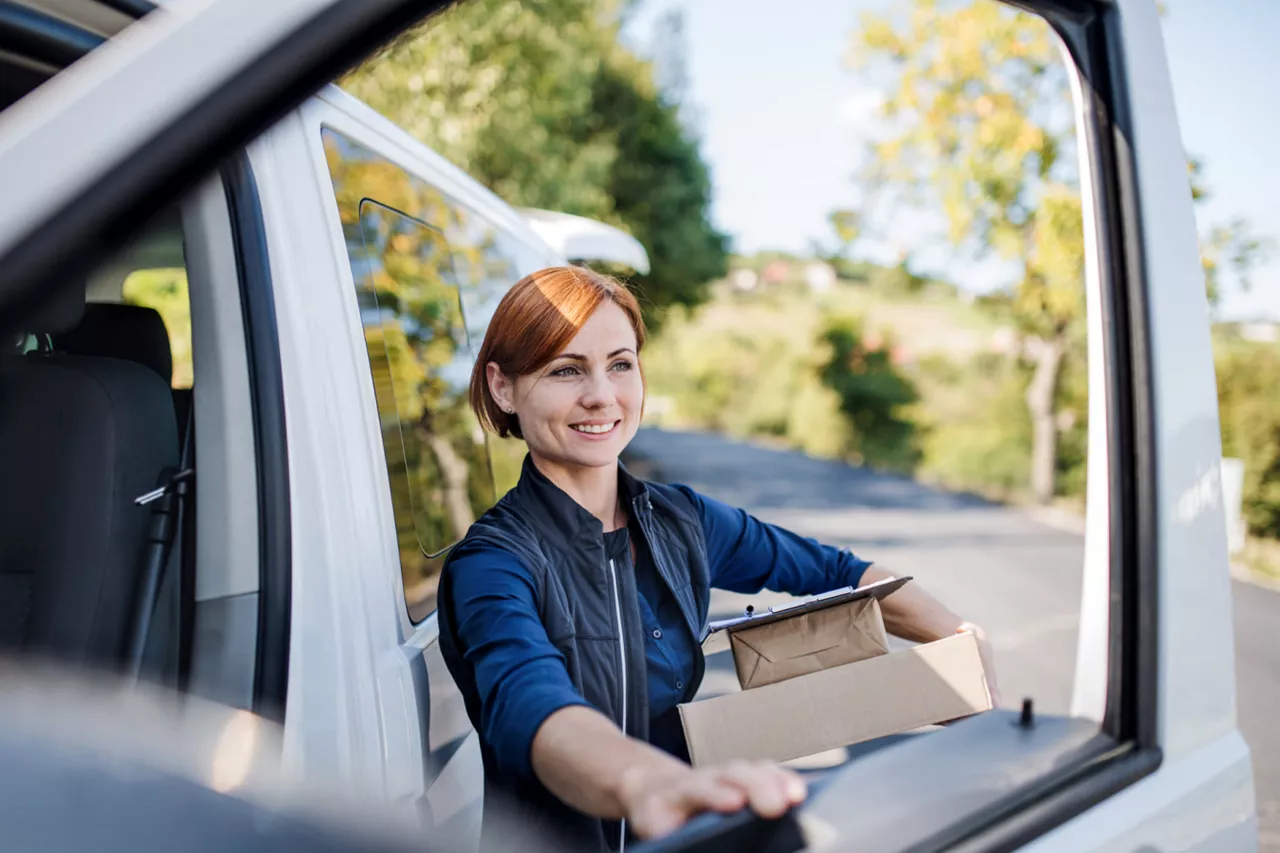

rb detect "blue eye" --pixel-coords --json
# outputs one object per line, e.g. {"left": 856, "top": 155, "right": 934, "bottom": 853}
{"left": 610, "top": 360, "right": 633, "bottom": 372}
{"left": 551, "top": 365, "right": 580, "bottom": 377}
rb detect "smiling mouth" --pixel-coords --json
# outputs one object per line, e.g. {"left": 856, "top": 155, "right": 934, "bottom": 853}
{"left": 571, "top": 421, "right": 620, "bottom": 435}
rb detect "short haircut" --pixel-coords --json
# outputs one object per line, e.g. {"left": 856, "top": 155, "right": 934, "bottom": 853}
{"left": 469, "top": 266, "right": 646, "bottom": 439}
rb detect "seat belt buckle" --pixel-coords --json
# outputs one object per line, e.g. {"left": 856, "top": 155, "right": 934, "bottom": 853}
{"left": 134, "top": 468, "right": 194, "bottom": 506}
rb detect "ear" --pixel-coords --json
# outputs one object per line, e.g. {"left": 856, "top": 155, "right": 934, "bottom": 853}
{"left": 486, "top": 362, "right": 515, "bottom": 415}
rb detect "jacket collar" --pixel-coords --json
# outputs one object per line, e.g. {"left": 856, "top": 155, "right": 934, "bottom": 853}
{"left": 512, "top": 453, "right": 651, "bottom": 543}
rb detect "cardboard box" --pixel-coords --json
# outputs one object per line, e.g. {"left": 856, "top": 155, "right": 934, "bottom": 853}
{"left": 680, "top": 631, "right": 992, "bottom": 767}
{"left": 681, "top": 577, "right": 992, "bottom": 767}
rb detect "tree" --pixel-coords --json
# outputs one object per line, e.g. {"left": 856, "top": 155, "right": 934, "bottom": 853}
{"left": 339, "top": 0, "right": 726, "bottom": 321}
{"left": 847, "top": 0, "right": 1080, "bottom": 504}
{"left": 592, "top": 51, "right": 729, "bottom": 317}
{"left": 843, "top": 0, "right": 1271, "bottom": 505}
{"left": 1188, "top": 157, "right": 1274, "bottom": 310}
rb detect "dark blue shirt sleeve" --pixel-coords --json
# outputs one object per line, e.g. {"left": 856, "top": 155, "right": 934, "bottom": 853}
{"left": 447, "top": 542, "right": 590, "bottom": 785}
{"left": 672, "top": 485, "right": 872, "bottom": 595}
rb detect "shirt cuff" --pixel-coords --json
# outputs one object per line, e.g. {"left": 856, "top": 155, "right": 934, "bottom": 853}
{"left": 836, "top": 551, "right": 873, "bottom": 590}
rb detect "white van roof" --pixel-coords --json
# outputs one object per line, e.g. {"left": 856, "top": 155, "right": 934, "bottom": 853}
{"left": 516, "top": 208, "right": 651, "bottom": 275}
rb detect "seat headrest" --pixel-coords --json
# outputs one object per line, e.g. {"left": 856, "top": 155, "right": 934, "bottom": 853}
{"left": 24, "top": 278, "right": 86, "bottom": 335}
{"left": 50, "top": 303, "right": 173, "bottom": 384}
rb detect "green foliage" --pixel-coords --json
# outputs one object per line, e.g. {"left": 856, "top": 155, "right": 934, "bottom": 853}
{"left": 1053, "top": 346, "right": 1089, "bottom": 499}
{"left": 592, "top": 55, "right": 729, "bottom": 321}
{"left": 122, "top": 268, "right": 191, "bottom": 388}
{"left": 643, "top": 264, "right": 1087, "bottom": 502}
{"left": 818, "top": 318, "right": 920, "bottom": 470}
{"left": 1216, "top": 339, "right": 1280, "bottom": 537}
{"left": 641, "top": 297, "right": 852, "bottom": 460}
{"left": 644, "top": 281, "right": 926, "bottom": 473}
{"left": 848, "top": 0, "right": 1084, "bottom": 502}
{"left": 1189, "top": 158, "right": 1275, "bottom": 309}
{"left": 914, "top": 353, "right": 1032, "bottom": 499}
{"left": 340, "top": 0, "right": 726, "bottom": 321}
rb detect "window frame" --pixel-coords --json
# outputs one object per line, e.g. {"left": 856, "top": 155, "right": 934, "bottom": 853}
{"left": 222, "top": 154, "right": 292, "bottom": 723}
{"left": 354, "top": 195, "right": 493, "bottom": 623}
{"left": 0, "top": 0, "right": 1168, "bottom": 847}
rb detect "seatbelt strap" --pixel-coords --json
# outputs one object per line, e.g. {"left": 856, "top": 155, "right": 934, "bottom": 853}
{"left": 125, "top": 413, "right": 195, "bottom": 681}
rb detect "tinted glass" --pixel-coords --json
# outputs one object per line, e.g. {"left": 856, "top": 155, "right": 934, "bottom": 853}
{"left": 324, "top": 129, "right": 498, "bottom": 621}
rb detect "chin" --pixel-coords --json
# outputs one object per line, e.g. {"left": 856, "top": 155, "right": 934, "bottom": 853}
{"left": 570, "top": 446, "right": 623, "bottom": 469}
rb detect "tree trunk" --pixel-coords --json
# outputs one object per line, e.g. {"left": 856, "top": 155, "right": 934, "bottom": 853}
{"left": 1025, "top": 335, "right": 1066, "bottom": 505}
{"left": 425, "top": 432, "right": 476, "bottom": 539}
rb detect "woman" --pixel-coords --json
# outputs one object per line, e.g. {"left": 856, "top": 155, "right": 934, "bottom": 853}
{"left": 437, "top": 266, "right": 1000, "bottom": 851}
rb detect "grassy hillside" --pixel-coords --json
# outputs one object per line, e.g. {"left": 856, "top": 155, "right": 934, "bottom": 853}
{"left": 641, "top": 257, "right": 1066, "bottom": 503}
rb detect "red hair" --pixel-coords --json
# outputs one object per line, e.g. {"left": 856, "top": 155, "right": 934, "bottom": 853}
{"left": 470, "top": 266, "right": 647, "bottom": 439}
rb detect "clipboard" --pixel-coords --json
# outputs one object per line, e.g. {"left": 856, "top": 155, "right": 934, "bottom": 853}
{"left": 701, "top": 575, "right": 912, "bottom": 650}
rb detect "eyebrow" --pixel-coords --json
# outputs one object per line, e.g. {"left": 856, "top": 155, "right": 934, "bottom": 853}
{"left": 552, "top": 348, "right": 636, "bottom": 362}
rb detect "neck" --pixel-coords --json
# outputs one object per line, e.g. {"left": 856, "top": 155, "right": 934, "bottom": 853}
{"left": 529, "top": 452, "right": 622, "bottom": 531}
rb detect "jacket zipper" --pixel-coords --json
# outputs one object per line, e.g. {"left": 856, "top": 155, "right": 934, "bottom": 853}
{"left": 608, "top": 556, "right": 627, "bottom": 852}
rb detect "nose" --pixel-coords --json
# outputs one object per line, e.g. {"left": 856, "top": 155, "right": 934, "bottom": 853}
{"left": 579, "top": 368, "right": 616, "bottom": 410}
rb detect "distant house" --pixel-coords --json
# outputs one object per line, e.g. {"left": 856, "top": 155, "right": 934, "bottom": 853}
{"left": 728, "top": 268, "right": 759, "bottom": 292}
{"left": 989, "top": 326, "right": 1018, "bottom": 354}
{"left": 761, "top": 261, "right": 791, "bottom": 285}
{"left": 1239, "top": 321, "right": 1280, "bottom": 343}
{"left": 804, "top": 262, "right": 837, "bottom": 293}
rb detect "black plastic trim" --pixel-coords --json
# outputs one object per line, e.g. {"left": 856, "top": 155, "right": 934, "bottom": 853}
{"left": 632, "top": 807, "right": 805, "bottom": 853}
{"left": 99, "top": 0, "right": 155, "bottom": 18}
{"left": 222, "top": 155, "right": 291, "bottom": 724}
{"left": 0, "top": 0, "right": 454, "bottom": 335}
{"left": 947, "top": 747, "right": 1163, "bottom": 853}
{"left": 0, "top": 2, "right": 102, "bottom": 67}
{"left": 1094, "top": 0, "right": 1160, "bottom": 753}
{"left": 795, "top": 712, "right": 1104, "bottom": 853}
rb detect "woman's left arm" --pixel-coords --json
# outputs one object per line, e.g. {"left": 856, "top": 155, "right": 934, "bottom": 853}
{"left": 677, "top": 486, "right": 1002, "bottom": 706}
{"left": 858, "top": 565, "right": 1002, "bottom": 706}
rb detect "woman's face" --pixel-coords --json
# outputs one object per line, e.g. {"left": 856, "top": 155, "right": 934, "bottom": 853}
{"left": 493, "top": 300, "right": 644, "bottom": 474}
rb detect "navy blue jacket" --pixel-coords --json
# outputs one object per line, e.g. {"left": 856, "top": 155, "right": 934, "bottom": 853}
{"left": 436, "top": 456, "right": 869, "bottom": 851}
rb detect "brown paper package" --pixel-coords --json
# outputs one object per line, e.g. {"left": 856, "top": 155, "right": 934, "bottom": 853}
{"left": 728, "top": 597, "right": 891, "bottom": 690}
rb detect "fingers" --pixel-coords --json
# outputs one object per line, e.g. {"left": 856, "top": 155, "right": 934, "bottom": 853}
{"left": 634, "top": 770, "right": 746, "bottom": 838}
{"left": 714, "top": 761, "right": 808, "bottom": 820}
{"left": 627, "top": 762, "right": 807, "bottom": 840}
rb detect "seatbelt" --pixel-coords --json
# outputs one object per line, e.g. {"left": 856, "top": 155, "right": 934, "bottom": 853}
{"left": 125, "top": 412, "right": 195, "bottom": 681}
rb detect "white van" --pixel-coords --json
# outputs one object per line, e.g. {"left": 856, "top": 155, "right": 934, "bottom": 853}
{"left": 0, "top": 1, "right": 1259, "bottom": 851}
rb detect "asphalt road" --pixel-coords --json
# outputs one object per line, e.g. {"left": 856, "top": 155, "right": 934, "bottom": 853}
{"left": 623, "top": 427, "right": 1278, "bottom": 849}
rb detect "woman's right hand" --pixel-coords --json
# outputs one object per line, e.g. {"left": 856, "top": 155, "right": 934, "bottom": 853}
{"left": 617, "top": 760, "right": 808, "bottom": 840}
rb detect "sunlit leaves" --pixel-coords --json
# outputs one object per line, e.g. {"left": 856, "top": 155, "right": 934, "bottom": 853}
{"left": 339, "top": 0, "right": 725, "bottom": 320}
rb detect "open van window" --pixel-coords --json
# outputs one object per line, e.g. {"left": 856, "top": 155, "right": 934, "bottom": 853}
{"left": 0, "top": 1, "right": 1259, "bottom": 851}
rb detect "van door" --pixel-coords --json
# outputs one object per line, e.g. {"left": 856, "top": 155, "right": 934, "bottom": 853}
{"left": 0, "top": 1, "right": 1256, "bottom": 851}
{"left": 248, "top": 93, "right": 546, "bottom": 844}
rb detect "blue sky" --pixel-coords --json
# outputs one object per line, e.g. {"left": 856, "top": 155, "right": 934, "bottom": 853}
{"left": 624, "top": 0, "right": 1280, "bottom": 320}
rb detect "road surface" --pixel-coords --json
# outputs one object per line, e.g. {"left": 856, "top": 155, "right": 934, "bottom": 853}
{"left": 624, "top": 427, "right": 1278, "bottom": 849}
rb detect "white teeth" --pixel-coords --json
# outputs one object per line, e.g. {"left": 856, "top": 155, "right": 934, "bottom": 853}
{"left": 572, "top": 422, "right": 616, "bottom": 434}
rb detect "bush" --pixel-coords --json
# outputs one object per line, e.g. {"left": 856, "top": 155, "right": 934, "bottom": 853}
{"left": 641, "top": 300, "right": 851, "bottom": 458}
{"left": 1216, "top": 339, "right": 1280, "bottom": 537}
{"left": 818, "top": 318, "right": 920, "bottom": 471}
{"left": 914, "top": 353, "right": 1032, "bottom": 499}
{"left": 642, "top": 300, "right": 920, "bottom": 470}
